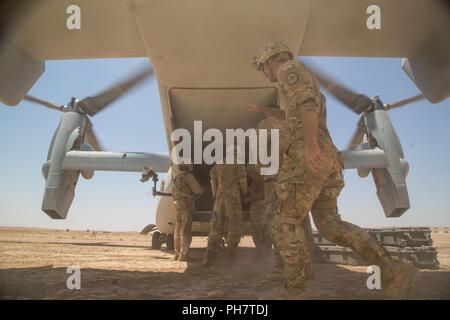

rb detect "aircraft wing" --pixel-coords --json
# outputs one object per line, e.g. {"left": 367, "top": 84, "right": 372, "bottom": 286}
{"left": 1, "top": 0, "right": 449, "bottom": 105}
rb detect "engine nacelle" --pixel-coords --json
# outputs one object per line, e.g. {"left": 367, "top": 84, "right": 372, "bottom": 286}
{"left": 365, "top": 108, "right": 410, "bottom": 217}
{"left": 41, "top": 111, "right": 85, "bottom": 219}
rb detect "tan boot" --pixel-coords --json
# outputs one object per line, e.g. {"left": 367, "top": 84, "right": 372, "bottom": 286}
{"left": 382, "top": 261, "right": 419, "bottom": 299}
{"left": 178, "top": 254, "right": 189, "bottom": 262}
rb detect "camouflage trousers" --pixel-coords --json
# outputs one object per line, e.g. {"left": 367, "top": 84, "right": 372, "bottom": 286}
{"left": 274, "top": 144, "right": 391, "bottom": 290}
{"left": 207, "top": 194, "right": 243, "bottom": 252}
{"left": 263, "top": 179, "right": 278, "bottom": 248}
{"left": 174, "top": 198, "right": 193, "bottom": 256}
{"left": 265, "top": 179, "right": 315, "bottom": 260}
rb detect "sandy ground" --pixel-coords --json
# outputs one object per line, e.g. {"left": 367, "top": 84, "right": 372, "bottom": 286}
{"left": 0, "top": 227, "right": 449, "bottom": 300}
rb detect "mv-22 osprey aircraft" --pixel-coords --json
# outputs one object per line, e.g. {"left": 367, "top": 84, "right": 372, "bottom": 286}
{"left": 1, "top": 0, "right": 449, "bottom": 249}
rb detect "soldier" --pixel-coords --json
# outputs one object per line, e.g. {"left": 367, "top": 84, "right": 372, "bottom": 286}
{"left": 172, "top": 162, "right": 204, "bottom": 262}
{"left": 252, "top": 41, "right": 418, "bottom": 299}
{"left": 203, "top": 150, "right": 248, "bottom": 265}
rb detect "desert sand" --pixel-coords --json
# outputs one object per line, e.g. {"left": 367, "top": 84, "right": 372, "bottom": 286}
{"left": 0, "top": 227, "right": 449, "bottom": 299}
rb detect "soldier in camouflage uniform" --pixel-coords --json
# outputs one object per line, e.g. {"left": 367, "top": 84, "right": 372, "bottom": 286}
{"left": 252, "top": 41, "right": 419, "bottom": 299}
{"left": 172, "top": 163, "right": 204, "bottom": 262}
{"left": 203, "top": 159, "right": 248, "bottom": 265}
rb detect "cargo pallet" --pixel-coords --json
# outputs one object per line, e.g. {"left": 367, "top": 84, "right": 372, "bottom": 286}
{"left": 313, "top": 227, "right": 439, "bottom": 269}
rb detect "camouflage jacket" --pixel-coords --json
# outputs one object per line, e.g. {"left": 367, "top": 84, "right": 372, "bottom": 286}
{"left": 276, "top": 60, "right": 341, "bottom": 182}
{"left": 173, "top": 171, "right": 204, "bottom": 202}
{"left": 276, "top": 59, "right": 333, "bottom": 147}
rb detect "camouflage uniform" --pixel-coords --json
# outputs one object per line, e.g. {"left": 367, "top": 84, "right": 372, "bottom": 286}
{"left": 254, "top": 42, "right": 417, "bottom": 298}
{"left": 172, "top": 166, "right": 204, "bottom": 260}
{"left": 206, "top": 163, "right": 247, "bottom": 258}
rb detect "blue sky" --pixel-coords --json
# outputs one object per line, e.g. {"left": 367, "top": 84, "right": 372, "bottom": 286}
{"left": 0, "top": 57, "right": 449, "bottom": 231}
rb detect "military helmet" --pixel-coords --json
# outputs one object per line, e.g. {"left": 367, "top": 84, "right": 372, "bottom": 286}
{"left": 252, "top": 41, "right": 293, "bottom": 71}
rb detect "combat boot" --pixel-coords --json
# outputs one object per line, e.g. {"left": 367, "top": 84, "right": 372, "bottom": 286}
{"left": 381, "top": 259, "right": 419, "bottom": 299}
{"left": 202, "top": 250, "right": 216, "bottom": 266}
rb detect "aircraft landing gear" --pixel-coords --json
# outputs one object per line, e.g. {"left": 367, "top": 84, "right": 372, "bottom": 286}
{"left": 151, "top": 231, "right": 162, "bottom": 250}
{"left": 150, "top": 231, "right": 175, "bottom": 251}
{"left": 166, "top": 234, "right": 174, "bottom": 251}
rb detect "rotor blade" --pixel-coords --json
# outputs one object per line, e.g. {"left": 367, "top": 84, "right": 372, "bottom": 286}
{"left": 23, "top": 95, "right": 63, "bottom": 112}
{"left": 78, "top": 67, "right": 154, "bottom": 117}
{"left": 385, "top": 94, "right": 425, "bottom": 110}
{"left": 303, "top": 62, "right": 372, "bottom": 114}
{"left": 85, "top": 119, "right": 103, "bottom": 151}
{"left": 346, "top": 116, "right": 366, "bottom": 150}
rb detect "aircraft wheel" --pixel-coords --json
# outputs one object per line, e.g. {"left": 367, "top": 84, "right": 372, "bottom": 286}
{"left": 166, "top": 234, "right": 175, "bottom": 251}
{"left": 151, "top": 231, "right": 162, "bottom": 250}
